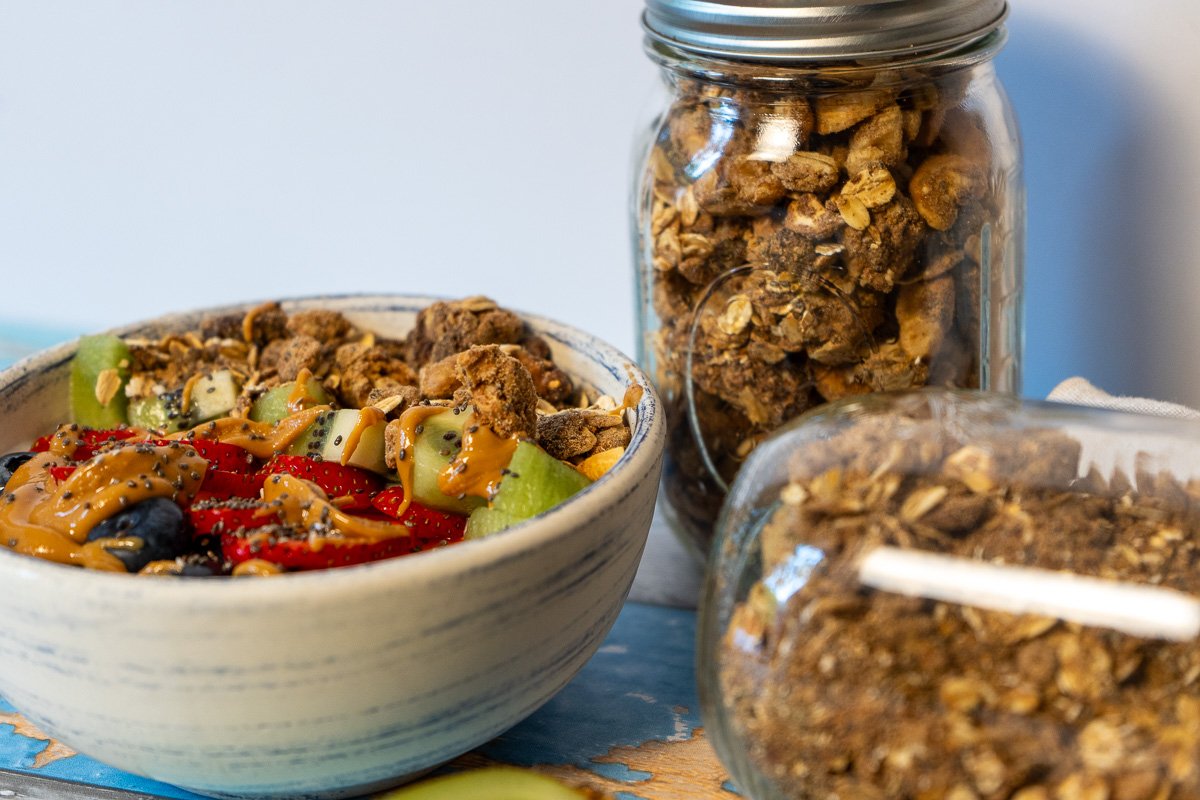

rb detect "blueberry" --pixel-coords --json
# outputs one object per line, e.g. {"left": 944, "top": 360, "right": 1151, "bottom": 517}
{"left": 0, "top": 451, "right": 36, "bottom": 489}
{"left": 86, "top": 497, "right": 189, "bottom": 573}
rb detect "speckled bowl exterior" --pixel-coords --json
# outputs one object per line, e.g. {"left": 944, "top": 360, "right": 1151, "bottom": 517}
{"left": 0, "top": 295, "right": 664, "bottom": 799}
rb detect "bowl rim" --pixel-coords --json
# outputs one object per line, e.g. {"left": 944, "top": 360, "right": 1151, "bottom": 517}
{"left": 0, "top": 293, "right": 664, "bottom": 606}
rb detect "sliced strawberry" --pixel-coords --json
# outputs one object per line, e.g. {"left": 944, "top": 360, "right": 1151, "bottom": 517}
{"left": 48, "top": 464, "right": 76, "bottom": 482}
{"left": 200, "top": 469, "right": 265, "bottom": 499}
{"left": 369, "top": 486, "right": 468, "bottom": 542}
{"left": 188, "top": 498, "right": 278, "bottom": 537}
{"left": 262, "top": 455, "right": 381, "bottom": 511}
{"left": 33, "top": 427, "right": 140, "bottom": 459}
{"left": 220, "top": 530, "right": 422, "bottom": 570}
{"left": 146, "top": 438, "right": 257, "bottom": 473}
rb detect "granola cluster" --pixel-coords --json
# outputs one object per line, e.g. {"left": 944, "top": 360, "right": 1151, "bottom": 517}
{"left": 721, "top": 403, "right": 1200, "bottom": 800}
{"left": 124, "top": 297, "right": 630, "bottom": 464}
{"left": 639, "top": 65, "right": 1013, "bottom": 549}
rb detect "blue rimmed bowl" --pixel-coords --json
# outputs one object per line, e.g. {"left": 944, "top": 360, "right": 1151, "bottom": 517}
{"left": 0, "top": 295, "right": 664, "bottom": 799}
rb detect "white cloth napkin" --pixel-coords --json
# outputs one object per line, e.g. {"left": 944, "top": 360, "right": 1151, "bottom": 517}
{"left": 1048, "top": 377, "right": 1200, "bottom": 420}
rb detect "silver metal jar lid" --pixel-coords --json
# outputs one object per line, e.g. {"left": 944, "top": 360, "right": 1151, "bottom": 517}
{"left": 642, "top": 0, "right": 1009, "bottom": 62}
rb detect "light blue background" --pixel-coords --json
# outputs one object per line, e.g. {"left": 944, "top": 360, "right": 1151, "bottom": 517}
{"left": 0, "top": 1, "right": 1195, "bottom": 403}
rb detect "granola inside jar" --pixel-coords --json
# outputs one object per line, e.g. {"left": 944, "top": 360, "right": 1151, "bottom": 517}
{"left": 700, "top": 391, "right": 1200, "bottom": 800}
{"left": 633, "top": 0, "right": 1023, "bottom": 557}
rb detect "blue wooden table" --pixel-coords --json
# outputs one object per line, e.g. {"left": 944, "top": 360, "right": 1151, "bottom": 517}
{"left": 0, "top": 602, "right": 735, "bottom": 800}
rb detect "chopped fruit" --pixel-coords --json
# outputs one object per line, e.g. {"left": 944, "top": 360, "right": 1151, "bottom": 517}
{"left": 490, "top": 441, "right": 591, "bottom": 519}
{"left": 187, "top": 498, "right": 278, "bottom": 537}
{"left": 249, "top": 378, "right": 332, "bottom": 423}
{"left": 221, "top": 526, "right": 420, "bottom": 570}
{"left": 199, "top": 469, "right": 266, "bottom": 500}
{"left": 127, "top": 370, "right": 241, "bottom": 433}
{"left": 146, "top": 438, "right": 257, "bottom": 472}
{"left": 85, "top": 497, "right": 190, "bottom": 573}
{"left": 408, "top": 408, "right": 485, "bottom": 515}
{"left": 288, "top": 408, "right": 389, "bottom": 475}
{"left": 32, "top": 427, "right": 140, "bottom": 459}
{"left": 70, "top": 335, "right": 132, "bottom": 428}
{"left": 262, "top": 454, "right": 382, "bottom": 511}
{"left": 465, "top": 441, "right": 592, "bottom": 539}
{"left": 577, "top": 447, "right": 624, "bottom": 481}
{"left": 370, "top": 486, "right": 468, "bottom": 541}
{"left": 376, "top": 767, "right": 593, "bottom": 799}
{"left": 464, "top": 507, "right": 524, "bottom": 540}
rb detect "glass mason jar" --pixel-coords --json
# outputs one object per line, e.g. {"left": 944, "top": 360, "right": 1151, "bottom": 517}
{"left": 633, "top": 0, "right": 1024, "bottom": 559}
{"left": 699, "top": 390, "right": 1200, "bottom": 800}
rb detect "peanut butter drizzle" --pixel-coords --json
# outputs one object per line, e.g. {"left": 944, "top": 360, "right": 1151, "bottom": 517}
{"left": 262, "top": 473, "right": 410, "bottom": 542}
{"left": 241, "top": 301, "right": 276, "bottom": 344}
{"left": 391, "top": 405, "right": 456, "bottom": 518}
{"left": 285, "top": 368, "right": 319, "bottom": 414}
{"left": 178, "top": 405, "right": 329, "bottom": 458}
{"left": 341, "top": 407, "right": 387, "bottom": 467}
{"left": 439, "top": 422, "right": 517, "bottom": 503}
{"left": 179, "top": 372, "right": 203, "bottom": 416}
{"left": 0, "top": 447, "right": 205, "bottom": 570}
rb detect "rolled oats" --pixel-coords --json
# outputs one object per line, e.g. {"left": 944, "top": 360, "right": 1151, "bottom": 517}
{"left": 719, "top": 403, "right": 1200, "bottom": 800}
{"left": 637, "top": 61, "right": 1018, "bottom": 552}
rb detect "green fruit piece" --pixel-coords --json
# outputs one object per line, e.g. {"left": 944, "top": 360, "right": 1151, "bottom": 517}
{"left": 489, "top": 440, "right": 591, "bottom": 520}
{"left": 288, "top": 408, "right": 389, "bottom": 475}
{"left": 464, "top": 506, "right": 524, "bottom": 539}
{"left": 249, "top": 378, "right": 332, "bottom": 423}
{"left": 410, "top": 408, "right": 484, "bottom": 515}
{"left": 377, "top": 767, "right": 589, "bottom": 800}
{"left": 70, "top": 335, "right": 132, "bottom": 428}
{"left": 127, "top": 369, "right": 241, "bottom": 433}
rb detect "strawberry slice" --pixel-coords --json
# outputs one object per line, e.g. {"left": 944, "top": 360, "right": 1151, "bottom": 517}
{"left": 200, "top": 469, "right": 265, "bottom": 499}
{"left": 369, "top": 486, "right": 468, "bottom": 542}
{"left": 220, "top": 530, "right": 422, "bottom": 570}
{"left": 48, "top": 464, "right": 76, "bottom": 482}
{"left": 33, "top": 427, "right": 140, "bottom": 459}
{"left": 188, "top": 498, "right": 278, "bottom": 537}
{"left": 262, "top": 455, "right": 382, "bottom": 511}
{"left": 146, "top": 438, "right": 257, "bottom": 473}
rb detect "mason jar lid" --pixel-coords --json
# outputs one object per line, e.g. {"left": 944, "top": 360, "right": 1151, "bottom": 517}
{"left": 642, "top": 0, "right": 1009, "bottom": 62}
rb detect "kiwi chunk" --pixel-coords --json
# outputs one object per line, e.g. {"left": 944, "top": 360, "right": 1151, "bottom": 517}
{"left": 409, "top": 409, "right": 484, "bottom": 515}
{"left": 69, "top": 334, "right": 132, "bottom": 428}
{"left": 287, "top": 408, "right": 389, "bottom": 475}
{"left": 127, "top": 370, "right": 240, "bottom": 433}
{"left": 464, "top": 507, "right": 523, "bottom": 540}
{"left": 249, "top": 378, "right": 331, "bottom": 422}
{"left": 377, "top": 767, "right": 589, "bottom": 799}
{"left": 465, "top": 441, "right": 591, "bottom": 538}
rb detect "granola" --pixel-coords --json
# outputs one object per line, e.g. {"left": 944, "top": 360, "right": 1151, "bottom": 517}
{"left": 638, "top": 63, "right": 1018, "bottom": 552}
{"left": 718, "top": 398, "right": 1200, "bottom": 800}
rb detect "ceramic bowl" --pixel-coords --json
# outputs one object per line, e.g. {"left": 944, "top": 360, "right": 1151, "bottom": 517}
{"left": 0, "top": 295, "right": 664, "bottom": 799}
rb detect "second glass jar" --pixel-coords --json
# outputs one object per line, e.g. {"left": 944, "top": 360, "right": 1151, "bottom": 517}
{"left": 634, "top": 19, "right": 1024, "bottom": 558}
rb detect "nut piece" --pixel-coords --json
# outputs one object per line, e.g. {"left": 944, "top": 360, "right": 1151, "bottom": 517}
{"left": 94, "top": 368, "right": 123, "bottom": 408}
{"left": 784, "top": 194, "right": 841, "bottom": 239}
{"left": 841, "top": 166, "right": 897, "bottom": 209}
{"left": 771, "top": 151, "right": 840, "bottom": 193}
{"left": 896, "top": 274, "right": 955, "bottom": 360}
{"left": 846, "top": 105, "right": 906, "bottom": 174}
{"left": 455, "top": 344, "right": 538, "bottom": 439}
{"left": 814, "top": 89, "right": 893, "bottom": 134}
{"left": 910, "top": 154, "right": 986, "bottom": 231}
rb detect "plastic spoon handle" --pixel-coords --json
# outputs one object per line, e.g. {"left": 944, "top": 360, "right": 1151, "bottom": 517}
{"left": 859, "top": 546, "right": 1200, "bottom": 641}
